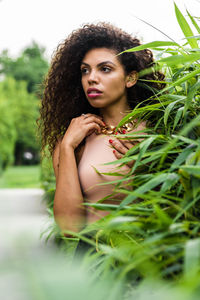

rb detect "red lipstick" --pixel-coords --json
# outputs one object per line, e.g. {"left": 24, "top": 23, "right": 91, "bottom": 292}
{"left": 87, "top": 88, "right": 103, "bottom": 98}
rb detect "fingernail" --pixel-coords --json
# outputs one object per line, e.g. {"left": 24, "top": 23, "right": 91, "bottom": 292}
{"left": 109, "top": 139, "right": 113, "bottom": 144}
{"left": 103, "top": 122, "right": 106, "bottom": 126}
{"left": 114, "top": 132, "right": 118, "bottom": 135}
{"left": 113, "top": 150, "right": 116, "bottom": 153}
{"left": 122, "top": 129, "right": 126, "bottom": 134}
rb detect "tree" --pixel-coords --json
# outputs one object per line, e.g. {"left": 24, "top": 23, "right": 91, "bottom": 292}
{"left": 0, "top": 42, "right": 49, "bottom": 168}
{"left": 0, "top": 41, "right": 49, "bottom": 93}
{"left": 0, "top": 77, "right": 41, "bottom": 168}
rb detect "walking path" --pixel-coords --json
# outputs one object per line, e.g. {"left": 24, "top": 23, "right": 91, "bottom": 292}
{"left": 0, "top": 188, "right": 54, "bottom": 259}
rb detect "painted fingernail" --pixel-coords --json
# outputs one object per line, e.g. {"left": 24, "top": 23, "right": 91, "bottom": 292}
{"left": 122, "top": 129, "right": 126, "bottom": 134}
{"left": 113, "top": 150, "right": 116, "bottom": 153}
{"left": 109, "top": 139, "right": 113, "bottom": 144}
{"left": 114, "top": 132, "right": 118, "bottom": 135}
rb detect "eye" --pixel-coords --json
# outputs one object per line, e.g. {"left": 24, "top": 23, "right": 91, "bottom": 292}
{"left": 81, "top": 67, "right": 89, "bottom": 75}
{"left": 101, "top": 66, "right": 111, "bottom": 73}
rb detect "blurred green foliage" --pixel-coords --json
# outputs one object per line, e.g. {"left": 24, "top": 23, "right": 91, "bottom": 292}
{"left": 0, "top": 41, "right": 49, "bottom": 94}
{"left": 0, "top": 42, "right": 49, "bottom": 172}
{"left": 1, "top": 241, "right": 200, "bottom": 300}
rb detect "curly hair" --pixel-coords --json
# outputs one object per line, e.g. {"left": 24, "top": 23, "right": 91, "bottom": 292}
{"left": 38, "top": 22, "right": 165, "bottom": 158}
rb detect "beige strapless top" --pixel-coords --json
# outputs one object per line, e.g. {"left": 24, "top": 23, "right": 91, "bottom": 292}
{"left": 78, "top": 132, "right": 130, "bottom": 222}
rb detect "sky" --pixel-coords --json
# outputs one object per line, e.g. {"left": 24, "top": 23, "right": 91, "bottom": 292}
{"left": 0, "top": 0, "right": 199, "bottom": 61}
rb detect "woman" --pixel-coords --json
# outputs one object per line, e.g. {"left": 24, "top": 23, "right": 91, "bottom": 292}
{"left": 39, "top": 22, "right": 164, "bottom": 235}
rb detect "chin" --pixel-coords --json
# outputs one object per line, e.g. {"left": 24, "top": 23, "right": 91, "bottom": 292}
{"left": 88, "top": 101, "right": 107, "bottom": 108}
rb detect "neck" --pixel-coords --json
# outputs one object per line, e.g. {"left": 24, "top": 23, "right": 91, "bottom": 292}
{"left": 99, "top": 101, "right": 131, "bottom": 127}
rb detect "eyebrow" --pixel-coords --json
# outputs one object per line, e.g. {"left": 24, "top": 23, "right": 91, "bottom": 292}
{"left": 81, "top": 61, "right": 117, "bottom": 67}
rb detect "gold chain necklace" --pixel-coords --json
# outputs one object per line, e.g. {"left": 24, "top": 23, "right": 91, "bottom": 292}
{"left": 98, "top": 119, "right": 137, "bottom": 135}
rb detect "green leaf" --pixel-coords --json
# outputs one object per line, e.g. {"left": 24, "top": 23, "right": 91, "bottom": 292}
{"left": 159, "top": 68, "right": 200, "bottom": 96}
{"left": 173, "top": 106, "right": 184, "bottom": 131}
{"left": 158, "top": 53, "right": 200, "bottom": 66}
{"left": 187, "top": 9, "right": 200, "bottom": 34}
{"left": 164, "top": 99, "right": 182, "bottom": 127}
{"left": 184, "top": 238, "right": 200, "bottom": 278}
{"left": 160, "top": 173, "right": 180, "bottom": 192}
{"left": 171, "top": 135, "right": 199, "bottom": 146}
{"left": 118, "top": 173, "right": 172, "bottom": 209}
{"left": 180, "top": 165, "right": 200, "bottom": 177}
{"left": 118, "top": 41, "right": 179, "bottom": 55}
{"left": 154, "top": 204, "right": 172, "bottom": 226}
{"left": 170, "top": 145, "right": 196, "bottom": 171}
{"left": 174, "top": 3, "right": 199, "bottom": 49}
{"left": 130, "top": 136, "right": 158, "bottom": 174}
{"left": 84, "top": 202, "right": 124, "bottom": 211}
{"left": 187, "top": 79, "right": 200, "bottom": 102}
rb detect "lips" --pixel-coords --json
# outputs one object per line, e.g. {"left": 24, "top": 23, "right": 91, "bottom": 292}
{"left": 87, "top": 88, "right": 102, "bottom": 95}
{"left": 87, "top": 88, "right": 103, "bottom": 98}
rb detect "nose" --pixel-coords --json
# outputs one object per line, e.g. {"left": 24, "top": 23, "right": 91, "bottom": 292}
{"left": 88, "top": 70, "right": 99, "bottom": 83}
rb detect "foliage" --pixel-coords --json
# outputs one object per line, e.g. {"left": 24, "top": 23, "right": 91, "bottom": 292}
{"left": 0, "top": 42, "right": 49, "bottom": 170}
{"left": 41, "top": 3, "right": 200, "bottom": 297}
{"left": 0, "top": 94, "right": 17, "bottom": 173}
{"left": 0, "top": 41, "right": 49, "bottom": 94}
{"left": 0, "top": 77, "right": 41, "bottom": 169}
{"left": 1, "top": 244, "right": 200, "bottom": 300}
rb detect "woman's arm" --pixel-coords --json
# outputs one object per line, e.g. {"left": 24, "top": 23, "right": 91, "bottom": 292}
{"left": 53, "top": 141, "right": 85, "bottom": 234}
{"left": 52, "top": 114, "right": 105, "bottom": 234}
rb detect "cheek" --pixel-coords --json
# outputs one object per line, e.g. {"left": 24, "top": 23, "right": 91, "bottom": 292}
{"left": 81, "top": 78, "right": 87, "bottom": 92}
{"left": 108, "top": 75, "right": 126, "bottom": 94}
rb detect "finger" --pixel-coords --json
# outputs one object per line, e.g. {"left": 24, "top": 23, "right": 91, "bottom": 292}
{"left": 86, "top": 122, "right": 101, "bottom": 135}
{"left": 113, "top": 149, "right": 134, "bottom": 169}
{"left": 118, "top": 139, "right": 135, "bottom": 150}
{"left": 109, "top": 139, "right": 128, "bottom": 155}
{"left": 81, "top": 113, "right": 103, "bottom": 121}
{"left": 113, "top": 149, "right": 123, "bottom": 160}
{"left": 84, "top": 115, "right": 105, "bottom": 127}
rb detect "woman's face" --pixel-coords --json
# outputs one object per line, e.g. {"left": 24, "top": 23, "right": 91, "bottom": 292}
{"left": 81, "top": 48, "right": 133, "bottom": 109}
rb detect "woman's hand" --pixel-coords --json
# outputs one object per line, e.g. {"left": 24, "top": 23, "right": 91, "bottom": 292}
{"left": 61, "top": 113, "right": 105, "bottom": 150}
{"left": 110, "top": 122, "right": 146, "bottom": 168}
{"left": 109, "top": 136, "right": 138, "bottom": 168}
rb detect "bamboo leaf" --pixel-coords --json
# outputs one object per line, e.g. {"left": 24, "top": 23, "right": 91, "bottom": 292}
{"left": 158, "top": 68, "right": 200, "bottom": 96}
{"left": 173, "top": 106, "right": 184, "bottom": 131}
{"left": 154, "top": 204, "right": 172, "bottom": 226}
{"left": 160, "top": 173, "right": 180, "bottom": 192}
{"left": 170, "top": 145, "right": 196, "bottom": 171}
{"left": 118, "top": 41, "right": 179, "bottom": 55}
{"left": 118, "top": 173, "right": 172, "bottom": 209}
{"left": 187, "top": 9, "right": 200, "bottom": 34}
{"left": 184, "top": 238, "right": 200, "bottom": 278}
{"left": 187, "top": 79, "right": 200, "bottom": 100}
{"left": 174, "top": 3, "right": 199, "bottom": 49}
{"left": 84, "top": 203, "right": 124, "bottom": 211}
{"left": 164, "top": 100, "right": 182, "bottom": 127}
{"left": 171, "top": 135, "right": 199, "bottom": 146}
{"left": 158, "top": 53, "right": 200, "bottom": 66}
{"left": 130, "top": 136, "right": 158, "bottom": 174}
{"left": 180, "top": 165, "right": 200, "bottom": 177}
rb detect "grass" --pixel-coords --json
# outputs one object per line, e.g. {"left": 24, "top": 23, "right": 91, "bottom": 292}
{"left": 0, "top": 165, "right": 42, "bottom": 188}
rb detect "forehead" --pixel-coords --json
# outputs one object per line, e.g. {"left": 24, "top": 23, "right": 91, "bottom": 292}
{"left": 81, "top": 48, "right": 120, "bottom": 65}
